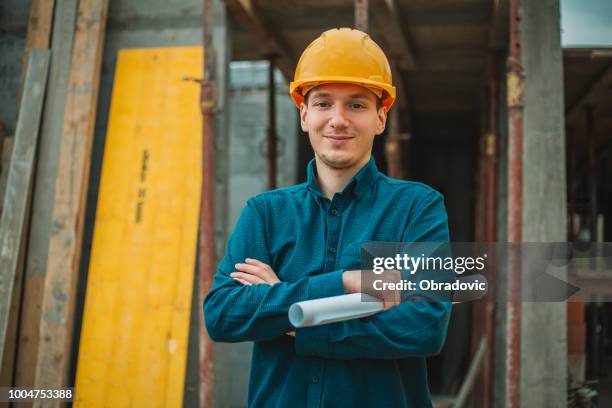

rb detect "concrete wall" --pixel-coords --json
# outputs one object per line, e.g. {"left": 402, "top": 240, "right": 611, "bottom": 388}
{"left": 213, "top": 60, "right": 298, "bottom": 408}
{"left": 493, "top": 1, "right": 567, "bottom": 405}
{"left": 520, "top": 0, "right": 567, "bottom": 405}
{"left": 227, "top": 61, "right": 297, "bottom": 223}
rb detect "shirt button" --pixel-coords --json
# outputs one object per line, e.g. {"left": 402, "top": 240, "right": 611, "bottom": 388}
{"left": 329, "top": 247, "right": 336, "bottom": 253}
{"left": 331, "top": 209, "right": 338, "bottom": 215}
{"left": 312, "top": 376, "right": 319, "bottom": 383}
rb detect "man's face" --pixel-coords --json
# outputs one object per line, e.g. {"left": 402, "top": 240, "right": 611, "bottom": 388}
{"left": 300, "top": 83, "right": 387, "bottom": 170}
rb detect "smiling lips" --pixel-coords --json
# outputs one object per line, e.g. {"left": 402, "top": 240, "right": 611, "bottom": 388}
{"left": 324, "top": 135, "right": 353, "bottom": 146}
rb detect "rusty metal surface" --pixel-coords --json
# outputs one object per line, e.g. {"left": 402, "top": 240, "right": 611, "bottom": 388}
{"left": 200, "top": 1, "right": 215, "bottom": 407}
{"left": 199, "top": 78, "right": 215, "bottom": 408}
{"left": 586, "top": 106, "right": 597, "bottom": 244}
{"left": 354, "top": 0, "right": 368, "bottom": 32}
{"left": 506, "top": 0, "right": 524, "bottom": 406}
{"left": 568, "top": 126, "right": 577, "bottom": 240}
{"left": 267, "top": 57, "right": 277, "bottom": 190}
{"left": 482, "top": 54, "right": 499, "bottom": 408}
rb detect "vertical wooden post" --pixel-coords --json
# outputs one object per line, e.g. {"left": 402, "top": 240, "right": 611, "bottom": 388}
{"left": 16, "top": 0, "right": 79, "bottom": 391}
{"left": 0, "top": 48, "right": 50, "bottom": 374}
{"left": 33, "top": 0, "right": 108, "bottom": 398}
{"left": 0, "top": 0, "right": 55, "bottom": 393}
{"left": 17, "top": 0, "right": 55, "bottom": 105}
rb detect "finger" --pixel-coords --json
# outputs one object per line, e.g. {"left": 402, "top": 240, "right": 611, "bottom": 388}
{"left": 233, "top": 277, "right": 252, "bottom": 286}
{"left": 286, "top": 331, "right": 296, "bottom": 337}
{"left": 245, "top": 258, "right": 272, "bottom": 272}
{"left": 236, "top": 262, "right": 280, "bottom": 284}
{"left": 235, "top": 263, "right": 269, "bottom": 279}
{"left": 230, "top": 272, "right": 266, "bottom": 284}
{"left": 383, "top": 292, "right": 395, "bottom": 310}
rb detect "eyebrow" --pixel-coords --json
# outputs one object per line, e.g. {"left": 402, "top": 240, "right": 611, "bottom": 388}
{"left": 310, "top": 92, "right": 371, "bottom": 100}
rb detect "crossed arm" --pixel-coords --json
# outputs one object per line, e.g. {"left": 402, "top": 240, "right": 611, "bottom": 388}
{"left": 203, "top": 194, "right": 452, "bottom": 359}
{"left": 230, "top": 258, "right": 400, "bottom": 336}
{"left": 231, "top": 258, "right": 400, "bottom": 308}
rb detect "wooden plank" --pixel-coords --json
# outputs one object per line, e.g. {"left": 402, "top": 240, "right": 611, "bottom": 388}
{"left": 15, "top": 0, "right": 80, "bottom": 390}
{"left": 0, "top": 48, "right": 50, "bottom": 370}
{"left": 0, "top": 121, "right": 10, "bottom": 390}
{"left": 370, "top": 0, "right": 417, "bottom": 70}
{"left": 32, "top": 0, "right": 108, "bottom": 396}
{"left": 0, "top": 126, "right": 10, "bottom": 214}
{"left": 18, "top": 0, "right": 55, "bottom": 105}
{"left": 73, "top": 47, "right": 202, "bottom": 407}
{"left": 224, "top": 0, "right": 295, "bottom": 79}
{"left": 0, "top": 133, "right": 13, "bottom": 394}
{"left": 24, "top": 1, "right": 55, "bottom": 49}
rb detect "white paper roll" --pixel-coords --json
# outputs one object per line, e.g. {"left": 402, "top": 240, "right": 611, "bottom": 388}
{"left": 288, "top": 293, "right": 384, "bottom": 328}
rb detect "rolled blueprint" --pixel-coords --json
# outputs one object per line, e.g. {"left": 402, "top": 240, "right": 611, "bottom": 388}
{"left": 288, "top": 274, "right": 488, "bottom": 328}
{"left": 288, "top": 293, "right": 384, "bottom": 328}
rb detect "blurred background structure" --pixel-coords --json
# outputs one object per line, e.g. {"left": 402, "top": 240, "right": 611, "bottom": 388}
{"left": 0, "top": 0, "right": 611, "bottom": 407}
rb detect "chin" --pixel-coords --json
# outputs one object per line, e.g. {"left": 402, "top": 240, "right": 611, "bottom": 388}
{"left": 319, "top": 152, "right": 357, "bottom": 169}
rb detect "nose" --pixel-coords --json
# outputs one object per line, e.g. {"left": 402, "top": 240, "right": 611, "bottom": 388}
{"left": 328, "top": 105, "right": 349, "bottom": 129}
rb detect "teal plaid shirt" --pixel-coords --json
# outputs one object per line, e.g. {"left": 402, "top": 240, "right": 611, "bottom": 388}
{"left": 204, "top": 157, "right": 452, "bottom": 407}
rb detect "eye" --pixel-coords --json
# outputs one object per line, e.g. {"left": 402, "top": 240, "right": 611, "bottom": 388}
{"left": 313, "top": 101, "right": 331, "bottom": 108}
{"left": 349, "top": 102, "right": 366, "bottom": 110}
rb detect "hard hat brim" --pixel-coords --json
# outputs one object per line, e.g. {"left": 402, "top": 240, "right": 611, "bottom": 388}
{"left": 290, "top": 76, "right": 396, "bottom": 110}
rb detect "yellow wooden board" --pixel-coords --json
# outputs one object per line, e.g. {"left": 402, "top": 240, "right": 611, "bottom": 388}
{"left": 74, "top": 47, "right": 203, "bottom": 407}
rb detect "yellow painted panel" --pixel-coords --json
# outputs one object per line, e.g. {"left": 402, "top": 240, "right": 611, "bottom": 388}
{"left": 74, "top": 47, "right": 203, "bottom": 407}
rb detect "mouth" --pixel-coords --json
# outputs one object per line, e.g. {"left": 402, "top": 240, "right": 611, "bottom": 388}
{"left": 324, "top": 135, "right": 354, "bottom": 141}
{"left": 324, "top": 135, "right": 353, "bottom": 148}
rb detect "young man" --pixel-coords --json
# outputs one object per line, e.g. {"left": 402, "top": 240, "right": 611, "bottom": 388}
{"left": 204, "top": 28, "right": 451, "bottom": 407}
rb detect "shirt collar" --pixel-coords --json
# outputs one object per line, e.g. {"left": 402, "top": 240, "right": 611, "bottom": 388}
{"left": 306, "top": 156, "right": 379, "bottom": 200}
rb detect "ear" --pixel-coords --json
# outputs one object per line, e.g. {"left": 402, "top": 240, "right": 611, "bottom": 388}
{"left": 300, "top": 103, "right": 309, "bottom": 132}
{"left": 375, "top": 107, "right": 388, "bottom": 135}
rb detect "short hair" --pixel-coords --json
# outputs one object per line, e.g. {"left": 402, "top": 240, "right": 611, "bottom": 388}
{"left": 304, "top": 90, "right": 383, "bottom": 111}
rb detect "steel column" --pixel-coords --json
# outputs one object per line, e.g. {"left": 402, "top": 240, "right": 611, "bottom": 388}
{"left": 200, "top": 0, "right": 216, "bottom": 406}
{"left": 268, "top": 57, "right": 277, "bottom": 190}
{"left": 506, "top": 0, "right": 524, "bottom": 405}
{"left": 354, "top": 0, "right": 368, "bottom": 32}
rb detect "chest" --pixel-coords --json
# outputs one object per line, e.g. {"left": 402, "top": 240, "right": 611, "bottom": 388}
{"left": 266, "top": 200, "right": 411, "bottom": 281}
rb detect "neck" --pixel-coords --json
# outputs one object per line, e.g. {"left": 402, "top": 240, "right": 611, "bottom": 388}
{"left": 315, "top": 155, "right": 370, "bottom": 199}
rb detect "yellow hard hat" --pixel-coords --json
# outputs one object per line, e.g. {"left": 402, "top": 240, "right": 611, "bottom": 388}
{"left": 290, "top": 28, "right": 396, "bottom": 110}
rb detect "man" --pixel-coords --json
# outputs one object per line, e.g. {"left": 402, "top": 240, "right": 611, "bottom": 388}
{"left": 204, "top": 28, "right": 451, "bottom": 407}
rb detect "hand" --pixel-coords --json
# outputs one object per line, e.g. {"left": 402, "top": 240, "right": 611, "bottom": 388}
{"left": 230, "top": 259, "right": 292, "bottom": 337}
{"left": 230, "top": 258, "right": 280, "bottom": 286}
{"left": 342, "top": 269, "right": 402, "bottom": 310}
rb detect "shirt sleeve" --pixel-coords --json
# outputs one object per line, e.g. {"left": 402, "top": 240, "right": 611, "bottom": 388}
{"left": 294, "top": 190, "right": 453, "bottom": 360}
{"left": 203, "top": 198, "right": 346, "bottom": 343}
